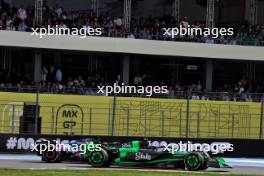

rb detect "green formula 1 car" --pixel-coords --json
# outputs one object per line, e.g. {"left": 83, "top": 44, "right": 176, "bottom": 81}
{"left": 85, "top": 140, "right": 231, "bottom": 171}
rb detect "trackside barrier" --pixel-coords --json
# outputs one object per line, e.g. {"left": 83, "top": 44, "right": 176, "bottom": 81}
{"left": 0, "top": 91, "right": 263, "bottom": 140}
{"left": 1, "top": 133, "right": 264, "bottom": 158}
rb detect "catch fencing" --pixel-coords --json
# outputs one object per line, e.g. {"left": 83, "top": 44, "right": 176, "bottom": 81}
{"left": 0, "top": 91, "right": 263, "bottom": 140}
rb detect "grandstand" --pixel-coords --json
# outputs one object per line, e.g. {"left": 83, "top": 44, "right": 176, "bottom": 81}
{"left": 0, "top": 0, "right": 264, "bottom": 140}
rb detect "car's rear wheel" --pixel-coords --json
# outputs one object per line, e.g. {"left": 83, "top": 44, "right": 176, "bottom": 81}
{"left": 184, "top": 152, "right": 204, "bottom": 171}
{"left": 89, "top": 149, "right": 109, "bottom": 167}
{"left": 42, "top": 150, "right": 60, "bottom": 163}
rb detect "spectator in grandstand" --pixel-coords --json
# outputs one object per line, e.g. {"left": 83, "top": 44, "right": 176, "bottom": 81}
{"left": 192, "top": 93, "right": 200, "bottom": 100}
{"left": 5, "top": 15, "right": 14, "bottom": 30}
{"left": 222, "top": 84, "right": 231, "bottom": 92}
{"left": 17, "top": 21, "right": 27, "bottom": 31}
{"left": 66, "top": 77, "right": 74, "bottom": 88}
{"left": 234, "top": 83, "right": 239, "bottom": 93}
{"left": 238, "top": 82, "right": 245, "bottom": 94}
{"left": 55, "top": 67, "right": 63, "bottom": 83}
{"left": 142, "top": 71, "right": 152, "bottom": 85}
{"left": 196, "top": 81, "right": 203, "bottom": 92}
{"left": 104, "top": 16, "right": 114, "bottom": 28}
{"left": 221, "top": 92, "right": 231, "bottom": 101}
{"left": 142, "top": 29, "right": 153, "bottom": 40}
{"left": 115, "top": 75, "right": 121, "bottom": 85}
{"left": 83, "top": 20, "right": 91, "bottom": 31}
{"left": 56, "top": 5, "right": 63, "bottom": 18}
{"left": 174, "top": 82, "right": 183, "bottom": 92}
{"left": 22, "top": 73, "right": 32, "bottom": 85}
{"left": 41, "top": 66, "right": 48, "bottom": 83}
{"left": 167, "top": 85, "right": 175, "bottom": 98}
{"left": 0, "top": 83, "right": 4, "bottom": 88}
{"left": 204, "top": 35, "right": 215, "bottom": 44}
{"left": 133, "top": 74, "right": 143, "bottom": 86}
{"left": 46, "top": 65, "right": 55, "bottom": 84}
{"left": 127, "top": 33, "right": 135, "bottom": 39}
{"left": 17, "top": 5, "right": 27, "bottom": 22}
{"left": 180, "top": 16, "right": 189, "bottom": 28}
{"left": 113, "top": 16, "right": 122, "bottom": 29}
{"left": 59, "top": 21, "right": 67, "bottom": 28}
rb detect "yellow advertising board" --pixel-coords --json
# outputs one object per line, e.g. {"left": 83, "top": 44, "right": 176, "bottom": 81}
{"left": 0, "top": 92, "right": 262, "bottom": 139}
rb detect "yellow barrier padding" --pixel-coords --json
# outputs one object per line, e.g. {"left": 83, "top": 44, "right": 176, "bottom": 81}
{"left": 0, "top": 92, "right": 262, "bottom": 139}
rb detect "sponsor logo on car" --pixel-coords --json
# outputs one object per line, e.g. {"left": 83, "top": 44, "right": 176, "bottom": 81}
{"left": 135, "top": 152, "right": 151, "bottom": 161}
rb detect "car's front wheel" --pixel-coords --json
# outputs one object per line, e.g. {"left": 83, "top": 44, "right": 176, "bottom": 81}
{"left": 184, "top": 152, "right": 204, "bottom": 171}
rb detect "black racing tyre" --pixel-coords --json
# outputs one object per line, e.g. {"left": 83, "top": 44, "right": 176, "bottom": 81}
{"left": 199, "top": 161, "right": 208, "bottom": 170}
{"left": 88, "top": 149, "right": 109, "bottom": 167}
{"left": 42, "top": 150, "right": 60, "bottom": 163}
{"left": 198, "top": 152, "right": 209, "bottom": 170}
{"left": 184, "top": 152, "right": 204, "bottom": 171}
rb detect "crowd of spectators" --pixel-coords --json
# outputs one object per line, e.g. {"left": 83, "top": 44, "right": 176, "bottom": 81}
{"left": 1, "top": 65, "right": 264, "bottom": 102}
{"left": 0, "top": 0, "right": 264, "bottom": 46}
{"left": 1, "top": 1, "right": 264, "bottom": 101}
{"left": 133, "top": 73, "right": 264, "bottom": 102}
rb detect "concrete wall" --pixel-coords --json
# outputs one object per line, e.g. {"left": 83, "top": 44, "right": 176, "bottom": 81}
{"left": 0, "top": 30, "right": 263, "bottom": 61}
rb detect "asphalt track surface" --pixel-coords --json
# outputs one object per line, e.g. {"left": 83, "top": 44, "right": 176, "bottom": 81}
{"left": 0, "top": 154, "right": 264, "bottom": 175}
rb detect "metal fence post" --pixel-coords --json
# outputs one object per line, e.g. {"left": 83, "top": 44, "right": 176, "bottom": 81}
{"left": 11, "top": 104, "right": 15, "bottom": 134}
{"left": 144, "top": 109, "right": 147, "bottom": 137}
{"left": 81, "top": 108, "right": 84, "bottom": 135}
{"left": 51, "top": 106, "right": 54, "bottom": 134}
{"left": 161, "top": 111, "right": 165, "bottom": 136}
{"left": 111, "top": 95, "right": 117, "bottom": 136}
{"left": 55, "top": 108, "right": 58, "bottom": 135}
{"left": 35, "top": 90, "right": 40, "bottom": 134}
{"left": 179, "top": 109, "right": 182, "bottom": 137}
{"left": 89, "top": 107, "right": 92, "bottom": 135}
{"left": 259, "top": 99, "right": 264, "bottom": 140}
{"left": 108, "top": 106, "right": 111, "bottom": 135}
{"left": 126, "top": 109, "right": 130, "bottom": 136}
{"left": 197, "top": 112, "right": 200, "bottom": 138}
{"left": 232, "top": 113, "right": 235, "bottom": 138}
{"left": 186, "top": 91, "right": 190, "bottom": 138}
